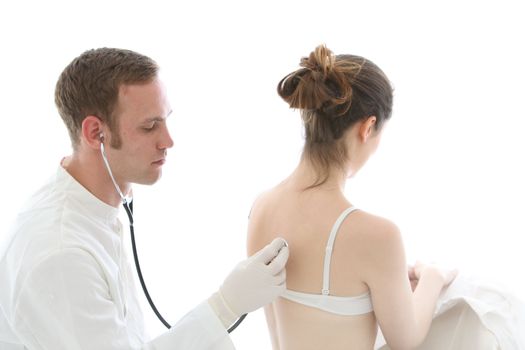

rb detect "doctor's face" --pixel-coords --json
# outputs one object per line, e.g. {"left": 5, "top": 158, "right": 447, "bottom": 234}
{"left": 105, "top": 77, "right": 174, "bottom": 186}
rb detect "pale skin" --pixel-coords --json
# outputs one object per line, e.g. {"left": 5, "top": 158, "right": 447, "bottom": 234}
{"left": 62, "top": 77, "right": 174, "bottom": 207}
{"left": 247, "top": 116, "right": 457, "bottom": 350}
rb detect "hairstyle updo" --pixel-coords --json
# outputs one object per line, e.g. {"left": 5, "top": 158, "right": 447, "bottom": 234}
{"left": 278, "top": 44, "right": 393, "bottom": 188}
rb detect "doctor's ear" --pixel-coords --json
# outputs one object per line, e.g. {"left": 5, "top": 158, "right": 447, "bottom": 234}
{"left": 80, "top": 116, "right": 105, "bottom": 150}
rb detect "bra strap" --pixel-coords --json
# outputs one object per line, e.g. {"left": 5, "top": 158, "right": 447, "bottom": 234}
{"left": 322, "top": 207, "right": 359, "bottom": 295}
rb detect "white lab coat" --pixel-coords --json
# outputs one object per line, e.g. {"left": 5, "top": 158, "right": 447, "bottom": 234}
{"left": 0, "top": 166, "right": 235, "bottom": 350}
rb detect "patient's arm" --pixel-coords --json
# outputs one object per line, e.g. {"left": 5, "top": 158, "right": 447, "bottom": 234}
{"left": 358, "top": 216, "right": 456, "bottom": 350}
{"left": 247, "top": 195, "right": 281, "bottom": 350}
{"left": 264, "top": 304, "right": 280, "bottom": 350}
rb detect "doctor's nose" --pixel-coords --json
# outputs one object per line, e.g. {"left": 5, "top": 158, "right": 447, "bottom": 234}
{"left": 158, "top": 124, "right": 174, "bottom": 150}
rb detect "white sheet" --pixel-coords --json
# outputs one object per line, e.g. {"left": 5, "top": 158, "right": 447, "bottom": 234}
{"left": 375, "top": 273, "right": 525, "bottom": 349}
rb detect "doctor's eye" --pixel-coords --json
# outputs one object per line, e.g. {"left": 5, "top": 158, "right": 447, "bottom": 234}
{"left": 142, "top": 122, "right": 157, "bottom": 132}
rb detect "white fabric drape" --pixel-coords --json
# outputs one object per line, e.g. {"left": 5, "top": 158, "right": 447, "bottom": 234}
{"left": 375, "top": 273, "right": 525, "bottom": 349}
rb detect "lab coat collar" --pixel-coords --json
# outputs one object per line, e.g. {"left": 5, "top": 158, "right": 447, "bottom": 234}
{"left": 56, "top": 164, "right": 120, "bottom": 224}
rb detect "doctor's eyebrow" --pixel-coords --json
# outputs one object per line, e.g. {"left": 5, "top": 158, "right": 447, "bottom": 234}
{"left": 143, "top": 110, "right": 173, "bottom": 123}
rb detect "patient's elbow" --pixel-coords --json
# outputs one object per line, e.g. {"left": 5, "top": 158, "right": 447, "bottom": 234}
{"left": 386, "top": 332, "right": 426, "bottom": 350}
{"left": 388, "top": 342, "right": 419, "bottom": 350}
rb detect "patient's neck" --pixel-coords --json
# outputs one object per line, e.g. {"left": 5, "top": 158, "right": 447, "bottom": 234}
{"left": 287, "top": 159, "right": 348, "bottom": 193}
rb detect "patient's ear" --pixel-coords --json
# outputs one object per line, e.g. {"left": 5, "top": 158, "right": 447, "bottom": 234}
{"left": 358, "top": 116, "right": 377, "bottom": 143}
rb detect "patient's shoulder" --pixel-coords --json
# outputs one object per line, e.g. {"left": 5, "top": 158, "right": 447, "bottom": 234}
{"left": 248, "top": 188, "right": 273, "bottom": 220}
{"left": 338, "top": 210, "right": 403, "bottom": 249}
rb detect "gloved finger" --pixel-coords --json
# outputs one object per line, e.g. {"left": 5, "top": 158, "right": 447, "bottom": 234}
{"left": 274, "top": 283, "right": 287, "bottom": 296}
{"left": 272, "top": 268, "right": 286, "bottom": 286}
{"left": 267, "top": 246, "right": 289, "bottom": 275}
{"left": 254, "top": 238, "right": 289, "bottom": 265}
{"left": 269, "top": 280, "right": 287, "bottom": 297}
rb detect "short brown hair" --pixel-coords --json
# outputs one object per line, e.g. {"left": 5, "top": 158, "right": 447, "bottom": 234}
{"left": 278, "top": 45, "right": 393, "bottom": 188}
{"left": 55, "top": 48, "right": 159, "bottom": 149}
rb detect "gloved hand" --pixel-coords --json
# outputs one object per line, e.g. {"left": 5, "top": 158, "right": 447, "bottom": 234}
{"left": 208, "top": 238, "right": 289, "bottom": 328}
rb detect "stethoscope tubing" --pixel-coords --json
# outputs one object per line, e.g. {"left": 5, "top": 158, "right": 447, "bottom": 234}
{"left": 101, "top": 139, "right": 246, "bottom": 333}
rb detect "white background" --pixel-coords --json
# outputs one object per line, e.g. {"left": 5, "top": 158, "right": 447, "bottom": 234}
{"left": 1, "top": 1, "right": 524, "bottom": 348}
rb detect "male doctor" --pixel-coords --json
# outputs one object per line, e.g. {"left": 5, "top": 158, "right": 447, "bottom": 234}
{"left": 0, "top": 48, "right": 289, "bottom": 349}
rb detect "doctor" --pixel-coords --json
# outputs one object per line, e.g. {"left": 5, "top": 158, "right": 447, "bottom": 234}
{"left": 0, "top": 48, "right": 289, "bottom": 349}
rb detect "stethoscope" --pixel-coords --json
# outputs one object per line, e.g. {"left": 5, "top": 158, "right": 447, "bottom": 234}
{"left": 99, "top": 133, "right": 246, "bottom": 333}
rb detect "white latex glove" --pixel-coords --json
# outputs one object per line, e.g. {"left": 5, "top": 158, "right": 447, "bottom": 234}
{"left": 208, "top": 238, "right": 289, "bottom": 328}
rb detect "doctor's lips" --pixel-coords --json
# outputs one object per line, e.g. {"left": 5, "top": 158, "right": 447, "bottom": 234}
{"left": 152, "top": 158, "right": 166, "bottom": 166}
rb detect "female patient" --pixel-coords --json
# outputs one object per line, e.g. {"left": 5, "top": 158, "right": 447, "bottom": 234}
{"left": 247, "top": 45, "right": 457, "bottom": 350}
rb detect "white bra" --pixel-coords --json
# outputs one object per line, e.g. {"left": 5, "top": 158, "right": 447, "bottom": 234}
{"left": 281, "top": 207, "right": 373, "bottom": 316}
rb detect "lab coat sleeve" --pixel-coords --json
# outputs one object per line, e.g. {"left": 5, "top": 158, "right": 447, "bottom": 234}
{"left": 12, "top": 248, "right": 235, "bottom": 350}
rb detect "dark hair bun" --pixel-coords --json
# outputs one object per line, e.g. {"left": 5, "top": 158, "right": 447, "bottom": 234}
{"left": 277, "top": 45, "right": 355, "bottom": 116}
